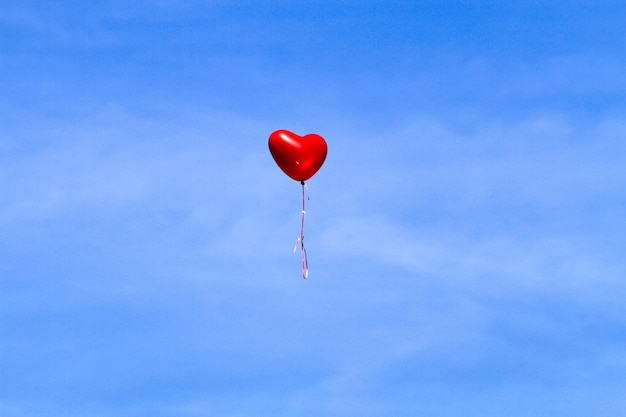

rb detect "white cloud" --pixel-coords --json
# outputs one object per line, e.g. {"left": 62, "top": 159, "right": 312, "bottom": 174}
{"left": 315, "top": 111, "right": 626, "bottom": 308}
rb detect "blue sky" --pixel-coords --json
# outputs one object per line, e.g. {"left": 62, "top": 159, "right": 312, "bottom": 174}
{"left": 1, "top": 1, "right": 626, "bottom": 416}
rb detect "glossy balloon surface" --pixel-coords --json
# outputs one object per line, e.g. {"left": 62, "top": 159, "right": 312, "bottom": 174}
{"left": 268, "top": 129, "right": 327, "bottom": 181}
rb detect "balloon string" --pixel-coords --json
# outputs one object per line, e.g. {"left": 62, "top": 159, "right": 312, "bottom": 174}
{"left": 293, "top": 180, "right": 309, "bottom": 279}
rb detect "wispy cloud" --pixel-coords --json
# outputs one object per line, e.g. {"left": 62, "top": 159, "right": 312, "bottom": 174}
{"left": 2, "top": 2, "right": 626, "bottom": 416}
{"left": 317, "top": 111, "right": 626, "bottom": 304}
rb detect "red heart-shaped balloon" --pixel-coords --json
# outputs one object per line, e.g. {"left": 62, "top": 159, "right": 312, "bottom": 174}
{"left": 268, "top": 129, "right": 327, "bottom": 182}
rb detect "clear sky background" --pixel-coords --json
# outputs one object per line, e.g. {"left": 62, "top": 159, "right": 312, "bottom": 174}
{"left": 1, "top": 1, "right": 626, "bottom": 416}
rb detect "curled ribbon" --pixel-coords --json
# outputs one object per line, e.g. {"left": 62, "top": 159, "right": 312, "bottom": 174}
{"left": 293, "top": 181, "right": 309, "bottom": 279}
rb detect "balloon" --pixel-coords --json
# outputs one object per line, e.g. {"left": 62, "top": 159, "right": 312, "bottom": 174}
{"left": 268, "top": 129, "right": 327, "bottom": 182}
